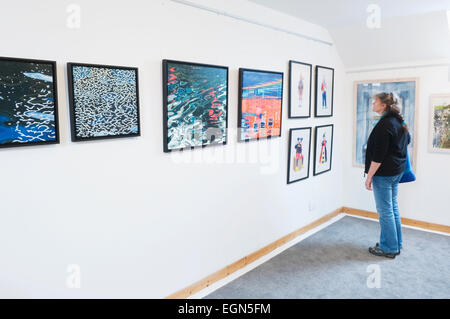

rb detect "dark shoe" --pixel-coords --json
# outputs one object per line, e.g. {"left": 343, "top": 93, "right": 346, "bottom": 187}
{"left": 376, "top": 242, "right": 400, "bottom": 255}
{"left": 369, "top": 246, "right": 396, "bottom": 258}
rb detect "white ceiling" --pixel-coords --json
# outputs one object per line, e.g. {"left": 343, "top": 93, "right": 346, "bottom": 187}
{"left": 248, "top": 0, "right": 450, "bottom": 28}
{"left": 249, "top": 0, "right": 450, "bottom": 68}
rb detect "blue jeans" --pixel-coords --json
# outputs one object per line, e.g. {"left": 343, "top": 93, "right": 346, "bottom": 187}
{"left": 372, "top": 173, "right": 403, "bottom": 254}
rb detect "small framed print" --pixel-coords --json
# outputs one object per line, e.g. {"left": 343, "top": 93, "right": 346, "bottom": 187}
{"left": 313, "top": 124, "right": 333, "bottom": 176}
{"left": 289, "top": 60, "right": 312, "bottom": 118}
{"left": 287, "top": 127, "right": 312, "bottom": 184}
{"left": 315, "top": 65, "right": 334, "bottom": 117}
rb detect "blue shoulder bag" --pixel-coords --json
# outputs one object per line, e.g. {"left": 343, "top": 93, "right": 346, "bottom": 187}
{"left": 399, "top": 121, "right": 415, "bottom": 183}
{"left": 399, "top": 148, "right": 415, "bottom": 183}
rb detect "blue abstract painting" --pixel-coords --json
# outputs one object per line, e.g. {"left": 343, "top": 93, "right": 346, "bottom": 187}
{"left": 354, "top": 79, "right": 417, "bottom": 166}
{"left": 164, "top": 61, "right": 228, "bottom": 152}
{"left": 0, "top": 58, "right": 57, "bottom": 147}
{"left": 70, "top": 64, "right": 139, "bottom": 140}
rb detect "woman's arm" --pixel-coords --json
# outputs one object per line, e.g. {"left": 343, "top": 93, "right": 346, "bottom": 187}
{"left": 365, "top": 161, "right": 381, "bottom": 191}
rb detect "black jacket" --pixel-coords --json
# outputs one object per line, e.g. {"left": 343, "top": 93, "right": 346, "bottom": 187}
{"left": 364, "top": 112, "right": 411, "bottom": 176}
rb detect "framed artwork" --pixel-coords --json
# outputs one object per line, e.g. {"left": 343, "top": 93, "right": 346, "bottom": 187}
{"left": 162, "top": 59, "right": 228, "bottom": 152}
{"left": 287, "top": 127, "right": 312, "bottom": 184}
{"left": 315, "top": 65, "right": 334, "bottom": 117}
{"left": 289, "top": 60, "right": 312, "bottom": 118}
{"left": 0, "top": 56, "right": 59, "bottom": 149}
{"left": 353, "top": 78, "right": 418, "bottom": 169}
{"left": 67, "top": 63, "right": 140, "bottom": 142}
{"left": 313, "top": 124, "right": 333, "bottom": 176}
{"left": 429, "top": 94, "right": 450, "bottom": 153}
{"left": 238, "top": 68, "right": 283, "bottom": 141}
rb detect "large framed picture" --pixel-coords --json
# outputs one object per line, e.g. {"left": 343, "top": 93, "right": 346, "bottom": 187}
{"left": 429, "top": 94, "right": 450, "bottom": 153}
{"left": 353, "top": 78, "right": 418, "bottom": 169}
{"left": 315, "top": 65, "right": 334, "bottom": 117}
{"left": 238, "top": 68, "right": 283, "bottom": 141}
{"left": 0, "top": 56, "right": 59, "bottom": 148}
{"left": 287, "top": 127, "right": 312, "bottom": 184}
{"left": 162, "top": 59, "right": 228, "bottom": 152}
{"left": 67, "top": 63, "right": 140, "bottom": 141}
{"left": 289, "top": 60, "right": 312, "bottom": 118}
{"left": 313, "top": 124, "right": 333, "bottom": 176}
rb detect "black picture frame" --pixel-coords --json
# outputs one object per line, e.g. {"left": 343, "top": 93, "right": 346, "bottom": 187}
{"left": 162, "top": 59, "right": 229, "bottom": 153}
{"left": 314, "top": 65, "right": 334, "bottom": 118}
{"left": 313, "top": 124, "right": 334, "bottom": 176}
{"left": 0, "top": 56, "right": 60, "bottom": 149}
{"left": 287, "top": 127, "right": 312, "bottom": 184}
{"left": 288, "top": 60, "right": 312, "bottom": 119}
{"left": 238, "top": 68, "right": 284, "bottom": 142}
{"left": 67, "top": 62, "right": 140, "bottom": 142}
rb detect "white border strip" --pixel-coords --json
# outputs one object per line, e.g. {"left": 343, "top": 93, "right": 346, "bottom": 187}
{"left": 189, "top": 213, "right": 346, "bottom": 299}
{"left": 170, "top": 0, "right": 333, "bottom": 46}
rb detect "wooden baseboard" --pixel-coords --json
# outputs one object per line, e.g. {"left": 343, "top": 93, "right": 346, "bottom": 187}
{"left": 166, "top": 206, "right": 449, "bottom": 299}
{"left": 342, "top": 207, "right": 450, "bottom": 234}
{"left": 165, "top": 207, "right": 343, "bottom": 299}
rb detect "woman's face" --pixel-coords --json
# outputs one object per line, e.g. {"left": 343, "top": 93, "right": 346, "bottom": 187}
{"left": 372, "top": 97, "right": 387, "bottom": 114}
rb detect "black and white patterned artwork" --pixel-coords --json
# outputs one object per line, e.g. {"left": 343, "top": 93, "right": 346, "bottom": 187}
{"left": 68, "top": 63, "right": 140, "bottom": 141}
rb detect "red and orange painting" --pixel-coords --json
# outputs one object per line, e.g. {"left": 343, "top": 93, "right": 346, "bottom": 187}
{"left": 239, "top": 69, "right": 283, "bottom": 141}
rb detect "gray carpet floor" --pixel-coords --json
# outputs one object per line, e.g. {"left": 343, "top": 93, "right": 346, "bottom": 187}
{"left": 204, "top": 216, "right": 450, "bottom": 299}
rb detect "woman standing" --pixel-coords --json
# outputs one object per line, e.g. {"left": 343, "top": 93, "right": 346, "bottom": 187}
{"left": 365, "top": 93, "right": 411, "bottom": 259}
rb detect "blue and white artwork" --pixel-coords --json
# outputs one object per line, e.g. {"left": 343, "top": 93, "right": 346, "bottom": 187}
{"left": 0, "top": 58, "right": 58, "bottom": 148}
{"left": 163, "top": 60, "right": 228, "bottom": 152}
{"left": 69, "top": 64, "right": 139, "bottom": 140}
{"left": 354, "top": 79, "right": 417, "bottom": 167}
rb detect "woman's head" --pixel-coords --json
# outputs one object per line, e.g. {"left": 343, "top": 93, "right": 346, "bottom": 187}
{"left": 372, "top": 92, "right": 408, "bottom": 132}
{"left": 372, "top": 92, "right": 397, "bottom": 114}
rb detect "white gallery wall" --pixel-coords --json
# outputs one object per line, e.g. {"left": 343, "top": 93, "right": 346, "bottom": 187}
{"left": 343, "top": 60, "right": 450, "bottom": 226}
{"left": 0, "top": 0, "right": 345, "bottom": 298}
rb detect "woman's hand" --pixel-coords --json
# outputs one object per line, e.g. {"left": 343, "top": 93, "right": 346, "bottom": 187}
{"left": 365, "top": 161, "right": 381, "bottom": 191}
{"left": 365, "top": 176, "right": 373, "bottom": 191}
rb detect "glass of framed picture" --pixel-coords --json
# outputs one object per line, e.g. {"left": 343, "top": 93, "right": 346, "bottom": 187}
{"left": 238, "top": 68, "right": 283, "bottom": 141}
{"left": 315, "top": 65, "right": 334, "bottom": 117}
{"left": 353, "top": 78, "right": 418, "bottom": 169}
{"left": 287, "top": 127, "right": 312, "bottom": 184}
{"left": 67, "top": 63, "right": 140, "bottom": 142}
{"left": 0, "top": 56, "right": 59, "bottom": 148}
{"left": 162, "top": 59, "right": 229, "bottom": 152}
{"left": 313, "top": 124, "right": 333, "bottom": 176}
{"left": 289, "top": 60, "right": 312, "bottom": 118}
